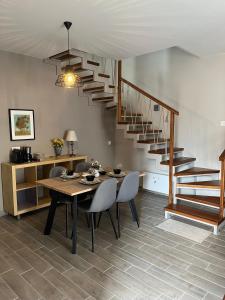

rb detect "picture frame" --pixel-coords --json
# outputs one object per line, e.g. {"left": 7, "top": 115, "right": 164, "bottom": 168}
{"left": 9, "top": 109, "right": 35, "bottom": 141}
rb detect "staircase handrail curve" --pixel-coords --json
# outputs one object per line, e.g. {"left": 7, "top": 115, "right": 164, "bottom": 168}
{"left": 121, "top": 77, "right": 179, "bottom": 115}
{"left": 219, "top": 149, "right": 225, "bottom": 161}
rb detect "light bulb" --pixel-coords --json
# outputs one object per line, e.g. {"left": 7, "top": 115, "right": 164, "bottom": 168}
{"left": 64, "top": 72, "right": 76, "bottom": 87}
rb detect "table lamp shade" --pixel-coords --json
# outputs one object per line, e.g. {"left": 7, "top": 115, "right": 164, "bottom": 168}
{"left": 65, "top": 130, "right": 78, "bottom": 142}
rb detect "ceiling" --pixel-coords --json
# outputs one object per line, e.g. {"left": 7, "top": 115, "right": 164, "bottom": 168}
{"left": 1, "top": 0, "right": 225, "bottom": 59}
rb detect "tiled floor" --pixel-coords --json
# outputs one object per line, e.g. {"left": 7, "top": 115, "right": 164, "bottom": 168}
{"left": 0, "top": 191, "right": 225, "bottom": 300}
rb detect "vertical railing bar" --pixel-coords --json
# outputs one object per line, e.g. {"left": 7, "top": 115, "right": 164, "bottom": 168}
{"left": 168, "top": 112, "right": 175, "bottom": 205}
{"left": 117, "top": 60, "right": 122, "bottom": 122}
{"left": 157, "top": 106, "right": 163, "bottom": 144}
{"left": 219, "top": 160, "right": 225, "bottom": 218}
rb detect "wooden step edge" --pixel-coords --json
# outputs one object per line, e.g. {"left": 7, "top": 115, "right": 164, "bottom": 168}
{"left": 87, "top": 60, "right": 100, "bottom": 66}
{"left": 109, "top": 85, "right": 115, "bottom": 88}
{"left": 148, "top": 147, "right": 184, "bottom": 155}
{"left": 160, "top": 157, "right": 196, "bottom": 166}
{"left": 175, "top": 194, "right": 220, "bottom": 208}
{"left": 118, "top": 121, "right": 152, "bottom": 125}
{"left": 127, "top": 130, "right": 161, "bottom": 134}
{"left": 177, "top": 180, "right": 220, "bottom": 190}
{"left": 98, "top": 73, "right": 110, "bottom": 78}
{"left": 165, "top": 204, "right": 223, "bottom": 225}
{"left": 106, "top": 105, "right": 117, "bottom": 110}
{"left": 83, "top": 86, "right": 105, "bottom": 92}
{"left": 49, "top": 50, "right": 77, "bottom": 61}
{"left": 174, "top": 168, "right": 220, "bottom": 177}
{"left": 93, "top": 97, "right": 114, "bottom": 101}
{"left": 137, "top": 139, "right": 169, "bottom": 144}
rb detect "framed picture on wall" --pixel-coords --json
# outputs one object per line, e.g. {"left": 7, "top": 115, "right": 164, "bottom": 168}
{"left": 9, "top": 109, "right": 35, "bottom": 141}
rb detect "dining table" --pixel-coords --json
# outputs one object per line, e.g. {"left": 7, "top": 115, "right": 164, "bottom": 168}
{"left": 37, "top": 171, "right": 145, "bottom": 254}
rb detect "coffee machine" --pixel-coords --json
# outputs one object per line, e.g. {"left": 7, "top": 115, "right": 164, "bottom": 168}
{"left": 22, "top": 146, "right": 32, "bottom": 162}
{"left": 10, "top": 146, "right": 32, "bottom": 163}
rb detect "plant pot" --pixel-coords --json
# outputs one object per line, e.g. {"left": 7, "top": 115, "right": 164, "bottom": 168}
{"left": 54, "top": 146, "right": 62, "bottom": 156}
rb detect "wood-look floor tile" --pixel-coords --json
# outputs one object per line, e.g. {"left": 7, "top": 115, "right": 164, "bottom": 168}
{"left": 43, "top": 268, "right": 88, "bottom": 300}
{"left": 35, "top": 247, "right": 72, "bottom": 273}
{"left": 207, "top": 264, "right": 225, "bottom": 278}
{"left": 148, "top": 265, "right": 206, "bottom": 299}
{"left": 0, "top": 233, "right": 24, "bottom": 251}
{"left": 167, "top": 265, "right": 225, "bottom": 298}
{"left": 105, "top": 266, "right": 161, "bottom": 299}
{"left": 2, "top": 269, "right": 39, "bottom": 300}
{"left": 17, "top": 247, "right": 51, "bottom": 274}
{"left": 53, "top": 246, "right": 91, "bottom": 272}
{"left": 13, "top": 232, "right": 43, "bottom": 251}
{"left": 123, "top": 244, "right": 171, "bottom": 270}
{"left": 107, "top": 245, "right": 152, "bottom": 270}
{"left": 122, "top": 228, "right": 162, "bottom": 248}
{"left": 78, "top": 239, "right": 132, "bottom": 271}
{"left": 126, "top": 266, "right": 182, "bottom": 299}
{"left": 85, "top": 267, "right": 136, "bottom": 299}
{"left": 0, "top": 277, "right": 18, "bottom": 300}
{"left": 0, "top": 241, "right": 14, "bottom": 256}
{"left": 157, "top": 244, "right": 208, "bottom": 268}
{"left": 187, "top": 265, "right": 225, "bottom": 287}
{"left": 0, "top": 255, "right": 11, "bottom": 274}
{"left": 141, "top": 244, "right": 190, "bottom": 269}
{"left": 0, "top": 218, "right": 22, "bottom": 234}
{"left": 22, "top": 269, "right": 64, "bottom": 300}
{"left": 64, "top": 268, "right": 113, "bottom": 300}
{"left": 2, "top": 253, "right": 31, "bottom": 275}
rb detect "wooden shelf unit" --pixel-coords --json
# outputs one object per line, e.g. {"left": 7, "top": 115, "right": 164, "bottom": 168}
{"left": 1, "top": 155, "right": 87, "bottom": 217}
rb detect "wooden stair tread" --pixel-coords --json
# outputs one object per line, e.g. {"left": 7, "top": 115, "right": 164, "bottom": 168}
{"left": 93, "top": 96, "right": 114, "bottom": 101}
{"left": 165, "top": 204, "right": 223, "bottom": 225}
{"left": 87, "top": 60, "right": 100, "bottom": 66}
{"left": 174, "top": 167, "right": 220, "bottom": 177}
{"left": 161, "top": 157, "right": 196, "bottom": 166}
{"left": 149, "top": 147, "right": 184, "bottom": 155}
{"left": 98, "top": 73, "right": 110, "bottom": 78}
{"left": 49, "top": 50, "right": 77, "bottom": 61}
{"left": 176, "top": 194, "right": 220, "bottom": 208}
{"left": 127, "top": 130, "right": 161, "bottom": 134}
{"left": 177, "top": 180, "right": 220, "bottom": 189}
{"left": 118, "top": 121, "right": 152, "bottom": 125}
{"left": 137, "top": 138, "right": 168, "bottom": 144}
{"left": 83, "top": 86, "right": 105, "bottom": 92}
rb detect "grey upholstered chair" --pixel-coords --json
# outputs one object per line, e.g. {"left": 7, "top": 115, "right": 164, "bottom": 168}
{"left": 78, "top": 178, "right": 118, "bottom": 252}
{"left": 116, "top": 171, "right": 140, "bottom": 237}
{"left": 75, "top": 161, "right": 91, "bottom": 173}
{"left": 49, "top": 166, "right": 72, "bottom": 237}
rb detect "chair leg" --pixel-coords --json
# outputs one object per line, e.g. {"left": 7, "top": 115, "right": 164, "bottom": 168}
{"left": 71, "top": 202, "right": 73, "bottom": 218}
{"left": 97, "top": 212, "right": 102, "bottom": 228}
{"left": 94, "top": 212, "right": 97, "bottom": 229}
{"left": 90, "top": 213, "right": 95, "bottom": 252}
{"left": 128, "top": 200, "right": 136, "bottom": 222}
{"left": 107, "top": 209, "right": 118, "bottom": 239}
{"left": 130, "top": 199, "right": 140, "bottom": 228}
{"left": 65, "top": 204, "right": 69, "bottom": 238}
{"left": 116, "top": 203, "right": 121, "bottom": 238}
{"left": 85, "top": 213, "right": 90, "bottom": 228}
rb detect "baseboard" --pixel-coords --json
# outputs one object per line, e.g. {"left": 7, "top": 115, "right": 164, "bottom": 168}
{"left": 142, "top": 188, "right": 168, "bottom": 197}
{"left": 0, "top": 210, "right": 6, "bottom": 217}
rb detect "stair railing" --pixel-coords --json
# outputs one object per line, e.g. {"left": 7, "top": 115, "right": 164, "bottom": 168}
{"left": 219, "top": 149, "right": 225, "bottom": 218}
{"left": 117, "top": 60, "right": 179, "bottom": 204}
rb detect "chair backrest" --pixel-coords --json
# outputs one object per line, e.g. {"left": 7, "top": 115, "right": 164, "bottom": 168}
{"left": 88, "top": 178, "right": 117, "bottom": 213}
{"left": 75, "top": 161, "right": 91, "bottom": 173}
{"left": 116, "top": 171, "right": 139, "bottom": 203}
{"left": 49, "top": 166, "right": 66, "bottom": 178}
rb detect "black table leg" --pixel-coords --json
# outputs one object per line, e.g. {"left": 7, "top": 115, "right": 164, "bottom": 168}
{"left": 44, "top": 192, "right": 58, "bottom": 235}
{"left": 71, "top": 195, "right": 77, "bottom": 254}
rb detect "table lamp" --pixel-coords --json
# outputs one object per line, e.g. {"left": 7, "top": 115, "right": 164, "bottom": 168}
{"left": 65, "top": 130, "right": 78, "bottom": 156}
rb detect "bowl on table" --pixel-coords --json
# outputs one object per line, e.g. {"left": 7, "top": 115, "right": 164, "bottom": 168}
{"left": 86, "top": 175, "right": 95, "bottom": 182}
{"left": 113, "top": 168, "right": 121, "bottom": 175}
{"left": 99, "top": 170, "right": 107, "bottom": 175}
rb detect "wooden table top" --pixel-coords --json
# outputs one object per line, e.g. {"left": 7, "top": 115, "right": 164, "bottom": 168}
{"left": 37, "top": 171, "right": 145, "bottom": 197}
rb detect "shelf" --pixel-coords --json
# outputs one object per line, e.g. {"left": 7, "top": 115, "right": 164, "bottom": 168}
{"left": 38, "top": 196, "right": 51, "bottom": 208}
{"left": 16, "top": 182, "right": 37, "bottom": 191}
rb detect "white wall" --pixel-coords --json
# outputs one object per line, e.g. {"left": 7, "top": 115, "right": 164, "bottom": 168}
{"left": 0, "top": 50, "right": 115, "bottom": 214}
{"left": 115, "top": 47, "right": 225, "bottom": 186}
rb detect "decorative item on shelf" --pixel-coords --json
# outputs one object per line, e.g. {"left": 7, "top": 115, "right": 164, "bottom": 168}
{"left": 8, "top": 109, "right": 35, "bottom": 141}
{"left": 51, "top": 138, "right": 64, "bottom": 156}
{"left": 90, "top": 159, "right": 102, "bottom": 170}
{"left": 55, "top": 21, "right": 82, "bottom": 88}
{"left": 65, "top": 130, "right": 78, "bottom": 156}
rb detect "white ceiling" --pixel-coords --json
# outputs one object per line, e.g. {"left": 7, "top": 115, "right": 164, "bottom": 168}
{"left": 1, "top": 0, "right": 225, "bottom": 59}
